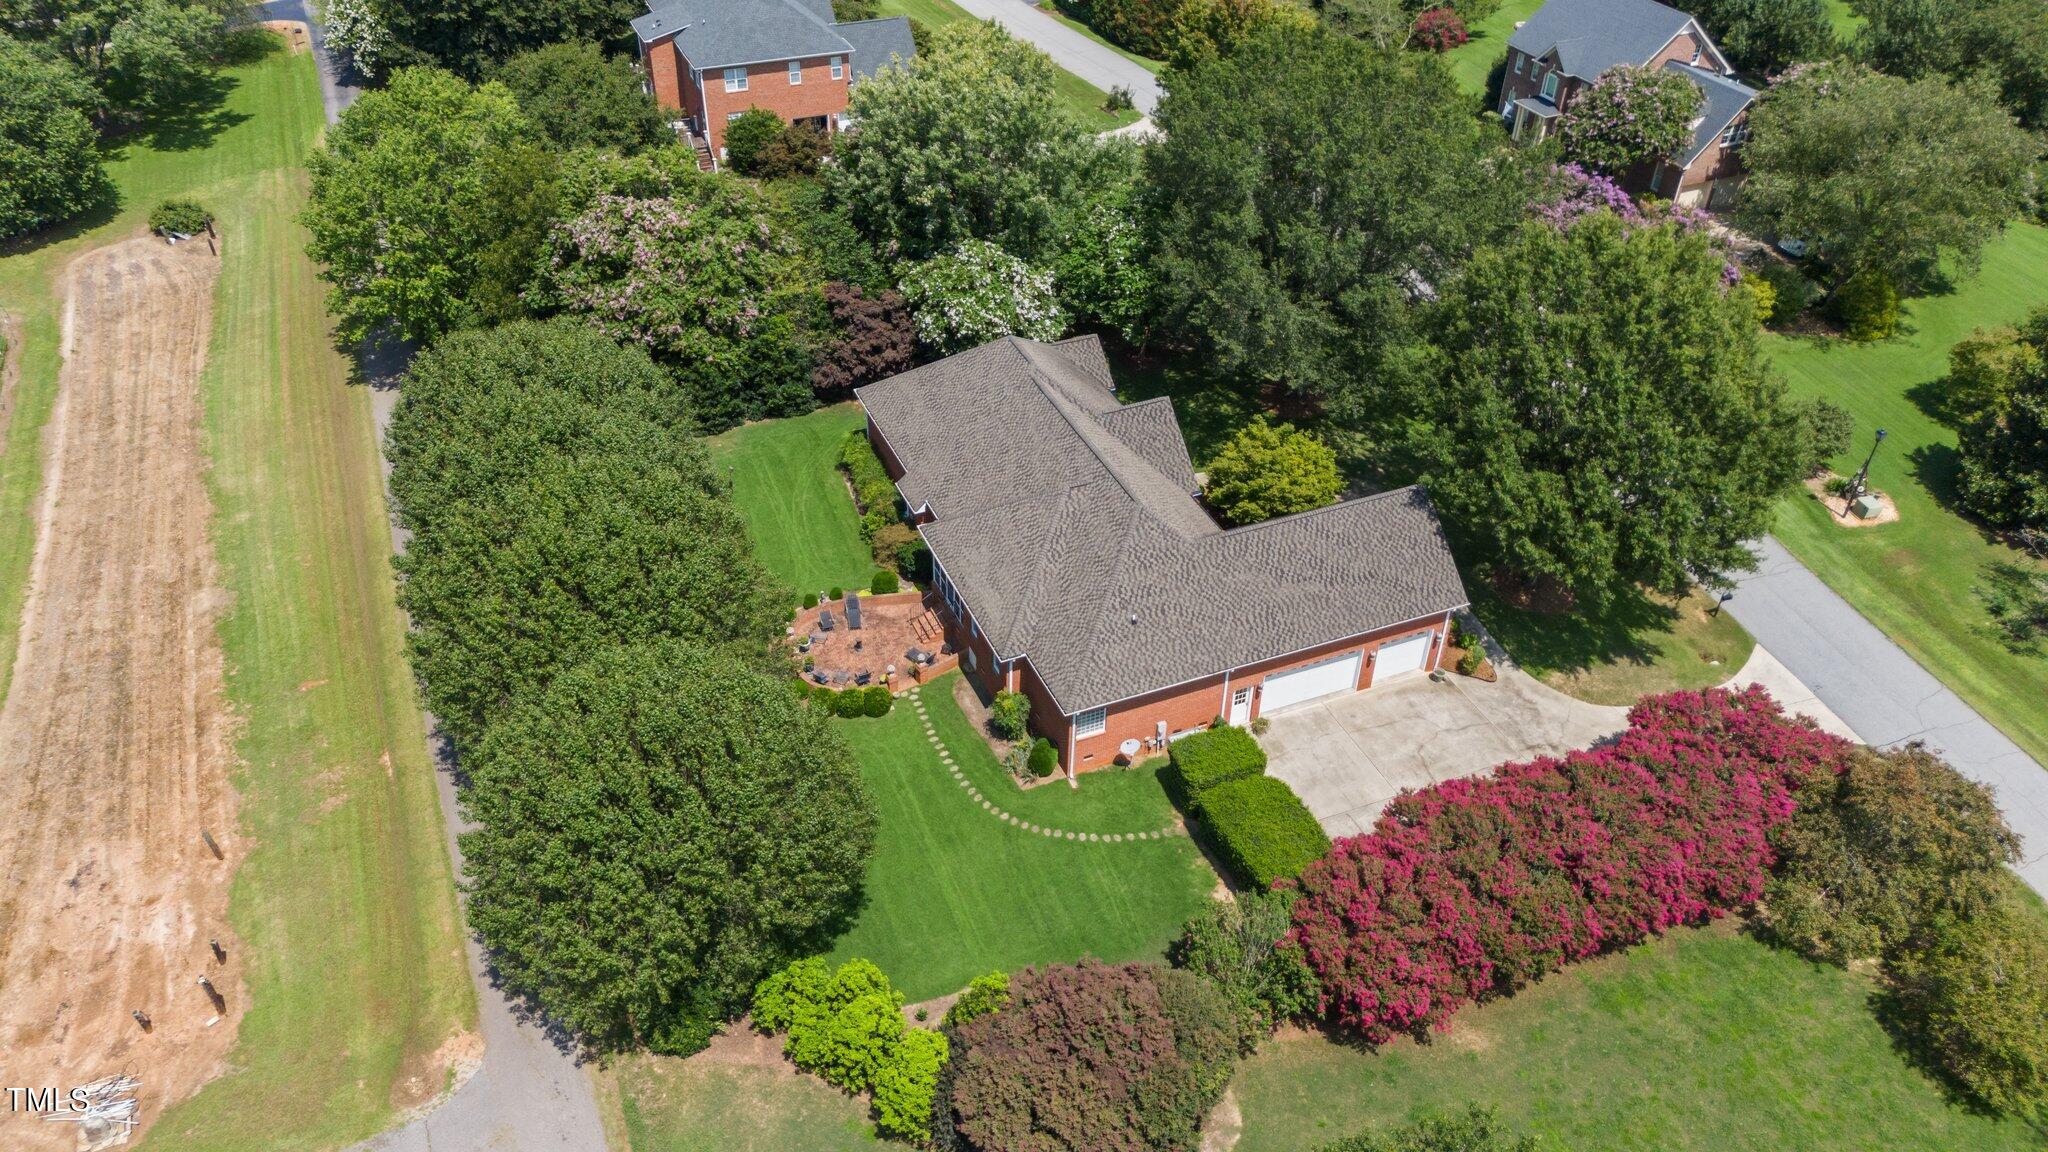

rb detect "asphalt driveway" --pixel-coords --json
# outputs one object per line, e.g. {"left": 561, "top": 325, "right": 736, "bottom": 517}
{"left": 1264, "top": 670, "right": 1626, "bottom": 839}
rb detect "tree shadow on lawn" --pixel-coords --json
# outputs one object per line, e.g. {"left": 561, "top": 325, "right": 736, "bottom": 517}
{"left": 1465, "top": 577, "right": 1675, "bottom": 679}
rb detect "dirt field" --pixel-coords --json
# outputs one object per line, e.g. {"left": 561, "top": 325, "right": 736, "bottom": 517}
{"left": 0, "top": 237, "right": 241, "bottom": 1149}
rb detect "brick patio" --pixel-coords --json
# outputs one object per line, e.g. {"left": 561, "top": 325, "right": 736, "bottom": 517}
{"left": 792, "top": 590, "right": 949, "bottom": 690}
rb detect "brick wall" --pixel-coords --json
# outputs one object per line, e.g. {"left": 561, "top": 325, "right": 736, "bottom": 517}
{"left": 697, "top": 54, "right": 853, "bottom": 154}
{"left": 1646, "top": 27, "right": 1709, "bottom": 69}
{"left": 1023, "top": 614, "right": 1453, "bottom": 775}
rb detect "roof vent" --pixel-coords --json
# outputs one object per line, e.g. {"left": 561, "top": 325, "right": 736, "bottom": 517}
{"left": 1128, "top": 613, "right": 1138, "bottom": 626}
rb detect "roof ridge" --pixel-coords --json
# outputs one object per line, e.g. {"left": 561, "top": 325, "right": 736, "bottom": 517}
{"left": 1209, "top": 484, "right": 1429, "bottom": 538}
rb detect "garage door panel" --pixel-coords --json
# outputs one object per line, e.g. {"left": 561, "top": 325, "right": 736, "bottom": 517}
{"left": 1375, "top": 632, "right": 1432, "bottom": 680}
{"left": 1261, "top": 652, "right": 1362, "bottom": 712}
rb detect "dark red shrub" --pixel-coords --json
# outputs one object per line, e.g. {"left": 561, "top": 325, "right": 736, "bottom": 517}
{"left": 1412, "top": 7, "right": 1468, "bottom": 52}
{"left": 1287, "top": 687, "right": 1851, "bottom": 1043}
{"left": 812, "top": 282, "right": 913, "bottom": 394}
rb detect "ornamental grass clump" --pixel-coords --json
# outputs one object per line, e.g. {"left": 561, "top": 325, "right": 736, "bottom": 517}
{"left": 1287, "top": 687, "right": 1851, "bottom": 1043}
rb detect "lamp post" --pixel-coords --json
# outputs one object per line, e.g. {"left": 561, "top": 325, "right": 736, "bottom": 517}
{"left": 1846, "top": 428, "right": 1887, "bottom": 503}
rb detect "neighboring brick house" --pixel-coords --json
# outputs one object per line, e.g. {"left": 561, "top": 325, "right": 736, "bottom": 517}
{"left": 856, "top": 336, "right": 1472, "bottom": 777}
{"left": 630, "top": 0, "right": 913, "bottom": 163}
{"left": 1498, "top": 0, "right": 1758, "bottom": 207}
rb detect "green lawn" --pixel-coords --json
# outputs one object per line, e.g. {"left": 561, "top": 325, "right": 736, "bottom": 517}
{"left": 1038, "top": 1, "right": 1167, "bottom": 74}
{"left": 1445, "top": 0, "right": 1542, "bottom": 100}
{"left": 706, "top": 403, "right": 878, "bottom": 598}
{"left": 612, "top": 1057, "right": 884, "bottom": 1152}
{"left": 1230, "top": 922, "right": 2043, "bottom": 1152}
{"left": 824, "top": 673, "right": 1215, "bottom": 1000}
{"left": 1766, "top": 224, "right": 2048, "bottom": 771}
{"left": 0, "top": 38, "right": 473, "bottom": 1150}
{"left": 876, "top": 0, "right": 1144, "bottom": 129}
{"left": 1472, "top": 586, "right": 1756, "bottom": 705}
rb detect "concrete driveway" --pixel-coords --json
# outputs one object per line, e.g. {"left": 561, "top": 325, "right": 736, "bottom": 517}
{"left": 1264, "top": 670, "right": 1627, "bottom": 839}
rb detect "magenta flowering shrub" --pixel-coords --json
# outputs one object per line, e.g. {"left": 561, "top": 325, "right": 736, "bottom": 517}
{"left": 1287, "top": 687, "right": 1850, "bottom": 1043}
{"left": 1532, "top": 163, "right": 1640, "bottom": 230}
{"left": 1411, "top": 7, "right": 1467, "bottom": 52}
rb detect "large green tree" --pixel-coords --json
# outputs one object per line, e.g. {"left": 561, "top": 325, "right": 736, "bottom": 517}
{"left": 1736, "top": 62, "right": 2037, "bottom": 289}
{"left": 459, "top": 639, "right": 877, "bottom": 1054}
{"left": 533, "top": 148, "right": 821, "bottom": 430}
{"left": 302, "top": 66, "right": 553, "bottom": 344}
{"left": 1957, "top": 336, "right": 2048, "bottom": 537}
{"left": 386, "top": 321, "right": 787, "bottom": 747}
{"left": 1145, "top": 23, "right": 1526, "bottom": 403}
{"left": 1854, "top": 0, "right": 2048, "bottom": 129}
{"left": 0, "top": 35, "right": 106, "bottom": 238}
{"left": 1408, "top": 214, "right": 1800, "bottom": 603}
{"left": 828, "top": 20, "right": 1107, "bottom": 263}
{"left": 0, "top": 0, "right": 238, "bottom": 112}
{"left": 362, "top": 0, "right": 644, "bottom": 77}
{"left": 494, "top": 40, "right": 667, "bottom": 155}
{"left": 1690, "top": 0, "right": 1835, "bottom": 75}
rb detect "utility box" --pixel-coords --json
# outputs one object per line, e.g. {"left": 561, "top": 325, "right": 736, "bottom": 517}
{"left": 1851, "top": 494, "right": 1883, "bottom": 519}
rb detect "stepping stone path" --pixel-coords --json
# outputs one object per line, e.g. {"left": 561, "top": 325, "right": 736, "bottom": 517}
{"left": 905, "top": 687, "right": 1181, "bottom": 842}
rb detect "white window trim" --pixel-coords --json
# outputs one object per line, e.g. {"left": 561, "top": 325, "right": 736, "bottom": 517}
{"left": 830, "top": 55, "right": 843, "bottom": 80}
{"left": 1074, "top": 708, "right": 1107, "bottom": 738}
{"left": 789, "top": 59, "right": 802, "bottom": 84}
{"left": 723, "top": 66, "right": 747, "bottom": 92}
{"left": 1513, "top": 53, "right": 1525, "bottom": 75}
{"left": 1540, "top": 71, "right": 1559, "bottom": 102}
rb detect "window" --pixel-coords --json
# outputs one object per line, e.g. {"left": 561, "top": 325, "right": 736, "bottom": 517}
{"left": 789, "top": 59, "right": 802, "bottom": 85}
{"left": 726, "top": 111, "right": 744, "bottom": 121}
{"left": 1540, "top": 71, "right": 1559, "bottom": 102}
{"left": 723, "top": 66, "right": 747, "bottom": 92}
{"left": 1075, "top": 708, "right": 1106, "bottom": 738}
{"left": 830, "top": 55, "right": 843, "bottom": 80}
{"left": 1513, "top": 53, "right": 1524, "bottom": 75}
{"left": 1649, "top": 165, "right": 1665, "bottom": 192}
{"left": 1719, "top": 122, "right": 1748, "bottom": 148}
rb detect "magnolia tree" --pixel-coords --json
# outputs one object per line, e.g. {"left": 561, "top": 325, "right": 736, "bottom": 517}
{"left": 1556, "top": 65, "right": 1702, "bottom": 177}
{"left": 898, "top": 239, "right": 1067, "bottom": 354}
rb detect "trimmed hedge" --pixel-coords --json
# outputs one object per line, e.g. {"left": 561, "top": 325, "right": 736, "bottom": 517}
{"left": 1168, "top": 726, "right": 1267, "bottom": 804}
{"left": 1197, "top": 775, "right": 1330, "bottom": 890}
{"left": 871, "top": 570, "right": 900, "bottom": 594}
{"left": 840, "top": 429, "right": 900, "bottom": 541}
{"left": 149, "top": 198, "right": 212, "bottom": 236}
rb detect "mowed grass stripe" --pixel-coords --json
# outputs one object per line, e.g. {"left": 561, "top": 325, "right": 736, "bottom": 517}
{"left": 826, "top": 675, "right": 1213, "bottom": 1000}
{"left": 1766, "top": 224, "right": 2048, "bottom": 771}
{"left": 108, "top": 42, "right": 473, "bottom": 1151}
{"left": 706, "top": 403, "right": 875, "bottom": 598}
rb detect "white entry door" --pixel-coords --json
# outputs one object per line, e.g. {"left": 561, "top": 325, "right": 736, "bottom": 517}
{"left": 1228, "top": 685, "right": 1252, "bottom": 726}
{"left": 1374, "top": 632, "right": 1433, "bottom": 681}
{"left": 1260, "top": 651, "right": 1363, "bottom": 713}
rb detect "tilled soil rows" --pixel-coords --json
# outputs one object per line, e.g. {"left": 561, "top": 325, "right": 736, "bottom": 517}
{"left": 0, "top": 237, "right": 242, "bottom": 1149}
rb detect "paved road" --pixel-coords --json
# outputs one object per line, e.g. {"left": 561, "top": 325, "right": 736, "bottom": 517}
{"left": 1727, "top": 536, "right": 2048, "bottom": 896}
{"left": 257, "top": 4, "right": 610, "bottom": 1147}
{"left": 948, "top": 0, "right": 1161, "bottom": 113}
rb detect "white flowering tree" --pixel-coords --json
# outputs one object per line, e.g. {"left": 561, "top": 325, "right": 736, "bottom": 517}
{"left": 322, "top": 0, "right": 392, "bottom": 78}
{"left": 897, "top": 240, "right": 1067, "bottom": 355}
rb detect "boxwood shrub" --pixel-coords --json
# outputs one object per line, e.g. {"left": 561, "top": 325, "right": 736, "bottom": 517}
{"left": 1168, "top": 726, "right": 1267, "bottom": 805}
{"left": 1196, "top": 775, "right": 1330, "bottom": 890}
{"left": 871, "top": 570, "right": 899, "bottom": 594}
{"left": 1028, "top": 737, "right": 1058, "bottom": 777}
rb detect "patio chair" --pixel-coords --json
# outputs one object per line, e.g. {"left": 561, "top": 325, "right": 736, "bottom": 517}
{"left": 855, "top": 671, "right": 873, "bottom": 686}
{"left": 846, "top": 592, "right": 863, "bottom": 630}
{"left": 906, "top": 647, "right": 931, "bottom": 665}
{"left": 818, "top": 609, "right": 836, "bottom": 632}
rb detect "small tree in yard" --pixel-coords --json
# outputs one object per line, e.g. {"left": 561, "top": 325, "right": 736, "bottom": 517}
{"left": 898, "top": 239, "right": 1067, "bottom": 354}
{"left": 1884, "top": 887, "right": 2048, "bottom": 1116}
{"left": 1557, "top": 65, "right": 1702, "bottom": 177}
{"left": 810, "top": 283, "right": 913, "bottom": 395}
{"left": 989, "top": 690, "right": 1030, "bottom": 742}
{"left": 1956, "top": 318, "right": 2048, "bottom": 537}
{"left": 149, "top": 199, "right": 212, "bottom": 236}
{"left": 459, "top": 641, "right": 878, "bottom": 1055}
{"left": 1203, "top": 418, "right": 1345, "bottom": 526}
{"left": 1169, "top": 890, "right": 1319, "bottom": 1041}
{"left": 1736, "top": 62, "right": 2035, "bottom": 291}
{"left": 722, "top": 107, "right": 783, "bottom": 174}
{"left": 946, "top": 960, "right": 1240, "bottom": 1152}
{"left": 1408, "top": 214, "right": 1801, "bottom": 605}
{"left": 1411, "top": 7, "right": 1467, "bottom": 51}
{"left": 751, "top": 957, "right": 950, "bottom": 1143}
{"left": 495, "top": 41, "right": 668, "bottom": 155}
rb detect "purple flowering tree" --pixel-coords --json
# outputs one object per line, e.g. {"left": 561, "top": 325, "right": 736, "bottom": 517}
{"left": 1557, "top": 65, "right": 1703, "bottom": 177}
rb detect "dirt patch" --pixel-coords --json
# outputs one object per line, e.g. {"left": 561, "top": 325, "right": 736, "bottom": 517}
{"left": 260, "top": 19, "right": 310, "bottom": 52}
{"left": 390, "top": 1028, "right": 484, "bottom": 1112}
{"left": 1200, "top": 1085, "right": 1243, "bottom": 1152}
{"left": 1488, "top": 569, "right": 1577, "bottom": 614}
{"left": 690, "top": 1019, "right": 794, "bottom": 1070}
{"left": 1804, "top": 475, "right": 1900, "bottom": 527}
{"left": 0, "top": 238, "right": 241, "bottom": 1150}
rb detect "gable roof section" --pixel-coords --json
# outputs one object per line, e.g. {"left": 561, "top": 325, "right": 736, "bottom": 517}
{"left": 1508, "top": 0, "right": 1697, "bottom": 79}
{"left": 1665, "top": 61, "right": 1757, "bottom": 164}
{"left": 633, "top": 0, "right": 857, "bottom": 65}
{"left": 834, "top": 17, "right": 917, "bottom": 80}
{"left": 858, "top": 337, "right": 1470, "bottom": 714}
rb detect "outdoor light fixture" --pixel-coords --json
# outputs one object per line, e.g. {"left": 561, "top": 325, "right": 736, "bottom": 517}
{"left": 1847, "top": 428, "right": 1887, "bottom": 502}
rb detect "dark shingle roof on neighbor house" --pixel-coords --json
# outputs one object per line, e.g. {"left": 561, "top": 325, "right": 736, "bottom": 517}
{"left": 1507, "top": 0, "right": 1700, "bottom": 78}
{"left": 632, "top": 0, "right": 913, "bottom": 80}
{"left": 856, "top": 337, "right": 1470, "bottom": 715}
{"left": 1665, "top": 60, "right": 1758, "bottom": 163}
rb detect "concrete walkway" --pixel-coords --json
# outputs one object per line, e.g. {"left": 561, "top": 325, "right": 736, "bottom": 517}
{"left": 255, "top": 3, "right": 609, "bottom": 1146}
{"left": 1727, "top": 536, "right": 2048, "bottom": 896}
{"left": 947, "top": 0, "right": 1162, "bottom": 113}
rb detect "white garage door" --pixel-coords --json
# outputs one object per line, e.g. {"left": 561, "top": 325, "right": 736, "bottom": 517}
{"left": 1375, "top": 631, "right": 1433, "bottom": 680}
{"left": 1260, "top": 651, "right": 1362, "bottom": 713}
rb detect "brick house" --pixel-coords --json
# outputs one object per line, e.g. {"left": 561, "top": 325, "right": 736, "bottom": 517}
{"left": 856, "top": 336, "right": 1472, "bottom": 777}
{"left": 630, "top": 0, "right": 914, "bottom": 163}
{"left": 1498, "top": 0, "right": 1758, "bottom": 208}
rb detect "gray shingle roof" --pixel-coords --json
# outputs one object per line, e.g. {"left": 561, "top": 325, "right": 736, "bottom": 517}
{"left": 857, "top": 337, "right": 1470, "bottom": 714}
{"left": 834, "top": 17, "right": 916, "bottom": 81}
{"left": 1507, "top": 0, "right": 1699, "bottom": 78}
{"left": 1665, "top": 61, "right": 1756, "bottom": 164}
